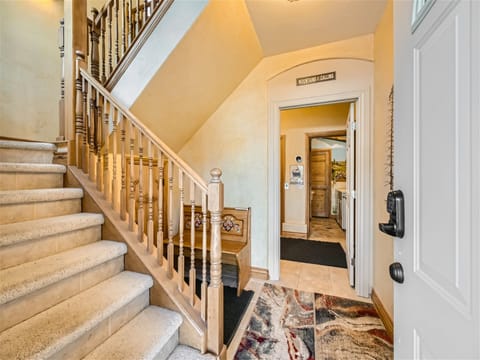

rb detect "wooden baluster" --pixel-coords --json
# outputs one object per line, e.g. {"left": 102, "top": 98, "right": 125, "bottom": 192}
{"left": 75, "top": 51, "right": 85, "bottom": 168}
{"left": 137, "top": 0, "right": 141, "bottom": 33}
{"left": 201, "top": 193, "right": 207, "bottom": 321}
{"left": 128, "top": 122, "right": 136, "bottom": 231}
{"left": 82, "top": 77, "right": 89, "bottom": 173}
{"left": 88, "top": 83, "right": 96, "bottom": 181}
{"left": 144, "top": 0, "right": 148, "bottom": 23}
{"left": 147, "top": 142, "right": 154, "bottom": 253}
{"left": 96, "top": 93, "right": 103, "bottom": 191}
{"left": 108, "top": 3, "right": 113, "bottom": 76}
{"left": 178, "top": 170, "right": 185, "bottom": 291}
{"left": 90, "top": 8, "right": 100, "bottom": 81}
{"left": 122, "top": 0, "right": 127, "bottom": 53}
{"left": 207, "top": 168, "right": 224, "bottom": 355}
{"left": 103, "top": 97, "right": 110, "bottom": 200}
{"left": 111, "top": 108, "right": 118, "bottom": 209}
{"left": 101, "top": 15, "right": 106, "bottom": 83}
{"left": 58, "top": 18, "right": 65, "bottom": 141}
{"left": 137, "top": 132, "right": 144, "bottom": 242}
{"left": 157, "top": 151, "right": 164, "bottom": 265}
{"left": 189, "top": 181, "right": 196, "bottom": 305}
{"left": 120, "top": 116, "right": 127, "bottom": 220}
{"left": 167, "top": 160, "right": 174, "bottom": 278}
{"left": 115, "top": 0, "right": 120, "bottom": 63}
{"left": 127, "top": 0, "right": 132, "bottom": 45}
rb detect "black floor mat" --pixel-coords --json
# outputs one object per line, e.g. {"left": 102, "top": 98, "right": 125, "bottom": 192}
{"left": 280, "top": 237, "right": 347, "bottom": 268}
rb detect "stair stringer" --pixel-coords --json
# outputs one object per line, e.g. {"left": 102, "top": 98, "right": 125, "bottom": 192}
{"left": 66, "top": 166, "right": 207, "bottom": 353}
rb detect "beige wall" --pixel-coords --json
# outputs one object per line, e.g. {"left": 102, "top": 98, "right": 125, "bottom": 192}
{"left": 373, "top": 0, "right": 394, "bottom": 317}
{"left": 179, "top": 35, "right": 374, "bottom": 269}
{"left": 280, "top": 104, "right": 349, "bottom": 232}
{"left": 130, "top": 0, "right": 263, "bottom": 152}
{"left": 0, "top": 0, "right": 63, "bottom": 141}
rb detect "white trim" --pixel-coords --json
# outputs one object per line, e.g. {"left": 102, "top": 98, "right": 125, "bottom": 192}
{"left": 282, "top": 222, "right": 308, "bottom": 233}
{"left": 268, "top": 89, "right": 373, "bottom": 298}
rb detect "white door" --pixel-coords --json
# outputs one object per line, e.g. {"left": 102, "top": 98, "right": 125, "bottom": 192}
{"left": 345, "top": 102, "right": 355, "bottom": 287}
{"left": 394, "top": 0, "right": 479, "bottom": 358}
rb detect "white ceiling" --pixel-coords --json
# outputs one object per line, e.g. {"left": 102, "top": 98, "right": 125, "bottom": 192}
{"left": 245, "top": 0, "right": 387, "bottom": 56}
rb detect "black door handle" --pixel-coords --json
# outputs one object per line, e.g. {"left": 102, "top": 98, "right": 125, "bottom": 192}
{"left": 389, "top": 262, "right": 404, "bottom": 283}
{"left": 379, "top": 190, "right": 405, "bottom": 238}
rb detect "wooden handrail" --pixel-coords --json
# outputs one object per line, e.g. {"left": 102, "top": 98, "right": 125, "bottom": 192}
{"left": 74, "top": 50, "right": 224, "bottom": 356}
{"left": 78, "top": 66, "right": 208, "bottom": 192}
{"left": 86, "top": 0, "right": 173, "bottom": 90}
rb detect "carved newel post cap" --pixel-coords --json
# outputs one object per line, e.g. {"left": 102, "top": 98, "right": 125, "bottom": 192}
{"left": 210, "top": 168, "right": 222, "bottom": 183}
{"left": 91, "top": 7, "right": 99, "bottom": 16}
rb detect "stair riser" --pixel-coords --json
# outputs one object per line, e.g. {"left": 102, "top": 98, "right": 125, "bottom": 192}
{"left": 0, "top": 172, "right": 64, "bottom": 191}
{"left": 0, "top": 199, "right": 81, "bottom": 225}
{"left": 0, "top": 148, "right": 54, "bottom": 164}
{"left": 49, "top": 291, "right": 150, "bottom": 360}
{"left": 154, "top": 331, "right": 179, "bottom": 360}
{"left": 0, "top": 257, "right": 124, "bottom": 332}
{"left": 0, "top": 226, "right": 102, "bottom": 270}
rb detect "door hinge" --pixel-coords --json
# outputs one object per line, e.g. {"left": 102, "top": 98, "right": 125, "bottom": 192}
{"left": 351, "top": 121, "right": 357, "bottom": 131}
{"left": 351, "top": 258, "right": 355, "bottom": 266}
{"left": 351, "top": 190, "right": 356, "bottom": 199}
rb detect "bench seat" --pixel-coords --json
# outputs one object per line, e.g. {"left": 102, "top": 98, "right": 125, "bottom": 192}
{"left": 165, "top": 206, "right": 251, "bottom": 296}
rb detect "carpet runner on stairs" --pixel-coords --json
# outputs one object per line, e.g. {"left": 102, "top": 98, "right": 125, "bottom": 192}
{"left": 0, "top": 140, "right": 212, "bottom": 359}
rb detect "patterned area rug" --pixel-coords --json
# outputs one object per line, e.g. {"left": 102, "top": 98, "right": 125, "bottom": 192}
{"left": 234, "top": 283, "right": 393, "bottom": 360}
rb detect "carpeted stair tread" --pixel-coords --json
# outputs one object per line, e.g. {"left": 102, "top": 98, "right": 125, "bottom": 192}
{"left": 0, "top": 140, "right": 57, "bottom": 164}
{"left": 0, "top": 187, "right": 83, "bottom": 205}
{"left": 0, "top": 162, "right": 66, "bottom": 173}
{"left": 84, "top": 306, "right": 183, "bottom": 360}
{"left": 0, "top": 240, "right": 127, "bottom": 305}
{"left": 0, "top": 213, "right": 104, "bottom": 248}
{"left": 167, "top": 345, "right": 216, "bottom": 360}
{"left": 0, "top": 140, "right": 57, "bottom": 152}
{"left": 0, "top": 271, "right": 153, "bottom": 360}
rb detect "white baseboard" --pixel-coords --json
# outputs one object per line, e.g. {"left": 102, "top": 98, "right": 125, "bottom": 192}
{"left": 282, "top": 222, "right": 307, "bottom": 233}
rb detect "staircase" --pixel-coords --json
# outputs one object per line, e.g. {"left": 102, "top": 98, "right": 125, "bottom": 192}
{"left": 0, "top": 140, "right": 213, "bottom": 359}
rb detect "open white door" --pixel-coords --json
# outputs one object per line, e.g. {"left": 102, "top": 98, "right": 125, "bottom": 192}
{"left": 394, "top": 0, "right": 479, "bottom": 358}
{"left": 345, "top": 102, "right": 355, "bottom": 287}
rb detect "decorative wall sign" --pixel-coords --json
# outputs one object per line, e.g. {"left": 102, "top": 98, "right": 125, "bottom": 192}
{"left": 289, "top": 165, "right": 304, "bottom": 185}
{"left": 296, "top": 71, "right": 336, "bottom": 86}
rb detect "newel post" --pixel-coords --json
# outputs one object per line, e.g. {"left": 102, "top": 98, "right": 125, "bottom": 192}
{"left": 90, "top": 8, "right": 100, "bottom": 81}
{"left": 207, "top": 168, "right": 225, "bottom": 357}
{"left": 74, "top": 51, "right": 86, "bottom": 168}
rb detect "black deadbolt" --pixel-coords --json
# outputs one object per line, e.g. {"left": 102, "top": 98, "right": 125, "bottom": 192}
{"left": 389, "top": 262, "right": 404, "bottom": 283}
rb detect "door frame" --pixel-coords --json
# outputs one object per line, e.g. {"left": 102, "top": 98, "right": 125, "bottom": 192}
{"left": 268, "top": 90, "right": 372, "bottom": 297}
{"left": 306, "top": 130, "right": 347, "bottom": 225}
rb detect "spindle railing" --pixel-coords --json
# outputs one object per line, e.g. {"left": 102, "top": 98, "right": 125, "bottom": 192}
{"left": 86, "top": 0, "right": 173, "bottom": 89}
{"left": 74, "top": 50, "right": 224, "bottom": 356}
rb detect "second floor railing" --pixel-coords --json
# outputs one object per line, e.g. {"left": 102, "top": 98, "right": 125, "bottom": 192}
{"left": 87, "top": 0, "right": 173, "bottom": 88}
{"left": 74, "top": 50, "right": 224, "bottom": 356}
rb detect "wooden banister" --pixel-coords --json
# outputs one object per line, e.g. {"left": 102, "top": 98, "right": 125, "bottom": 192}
{"left": 74, "top": 50, "right": 224, "bottom": 356}
{"left": 85, "top": 0, "right": 173, "bottom": 90}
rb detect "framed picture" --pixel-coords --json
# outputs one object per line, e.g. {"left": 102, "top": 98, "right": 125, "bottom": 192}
{"left": 289, "top": 165, "right": 304, "bottom": 185}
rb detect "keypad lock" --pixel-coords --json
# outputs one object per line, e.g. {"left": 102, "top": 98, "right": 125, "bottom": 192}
{"left": 379, "top": 190, "right": 405, "bottom": 238}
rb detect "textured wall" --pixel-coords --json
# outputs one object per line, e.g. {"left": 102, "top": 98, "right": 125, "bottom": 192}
{"left": 0, "top": 0, "right": 63, "bottom": 141}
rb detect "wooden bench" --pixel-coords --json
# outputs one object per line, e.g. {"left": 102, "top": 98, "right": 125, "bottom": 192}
{"left": 166, "top": 206, "right": 251, "bottom": 296}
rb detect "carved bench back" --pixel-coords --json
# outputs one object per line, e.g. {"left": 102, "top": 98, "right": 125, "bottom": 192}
{"left": 184, "top": 205, "right": 251, "bottom": 244}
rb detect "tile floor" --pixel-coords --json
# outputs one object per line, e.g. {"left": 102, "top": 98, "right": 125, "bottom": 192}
{"left": 228, "top": 218, "right": 371, "bottom": 359}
